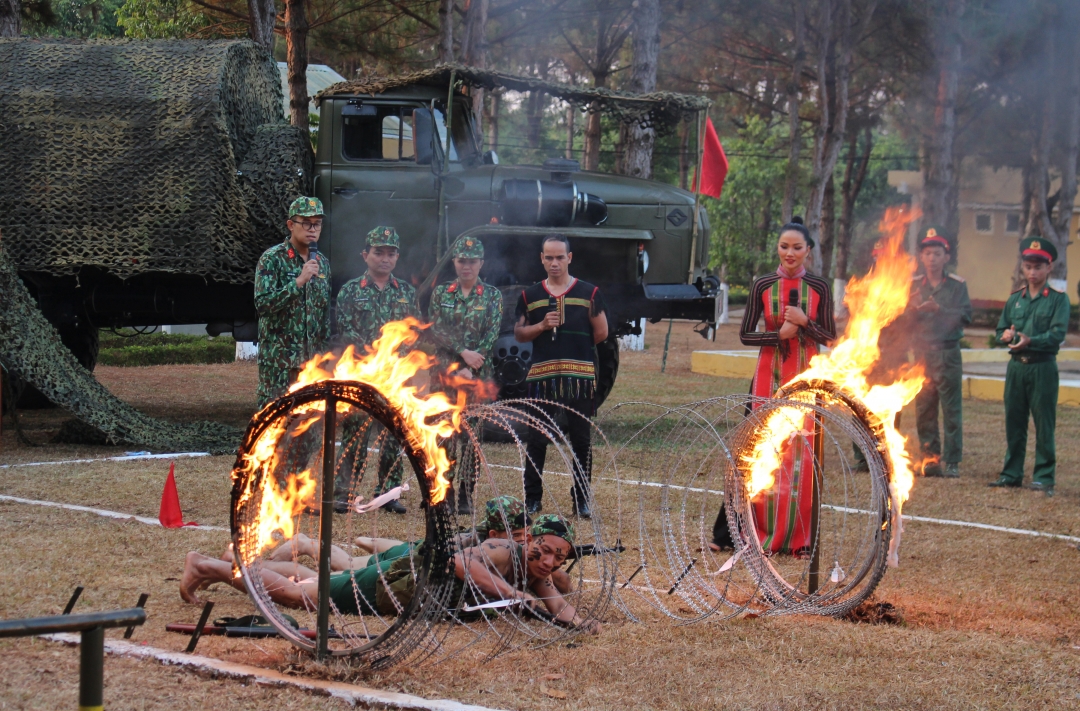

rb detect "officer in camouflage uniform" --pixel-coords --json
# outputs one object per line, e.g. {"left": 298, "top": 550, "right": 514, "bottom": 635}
{"left": 910, "top": 228, "right": 972, "bottom": 478}
{"left": 989, "top": 237, "right": 1071, "bottom": 497}
{"left": 335, "top": 226, "right": 420, "bottom": 513}
{"left": 254, "top": 196, "right": 331, "bottom": 408}
{"left": 428, "top": 236, "right": 503, "bottom": 514}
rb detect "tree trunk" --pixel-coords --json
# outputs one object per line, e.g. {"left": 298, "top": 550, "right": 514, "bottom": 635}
{"left": 818, "top": 173, "right": 836, "bottom": 280}
{"left": 619, "top": 0, "right": 660, "bottom": 179}
{"left": 565, "top": 104, "right": 575, "bottom": 160}
{"left": 921, "top": 0, "right": 964, "bottom": 233}
{"left": 461, "top": 0, "right": 489, "bottom": 132}
{"left": 0, "top": 0, "right": 19, "bottom": 37}
{"left": 583, "top": 94, "right": 605, "bottom": 170}
{"left": 285, "top": 0, "right": 309, "bottom": 132}
{"left": 805, "top": 0, "right": 877, "bottom": 262}
{"left": 247, "top": 0, "right": 276, "bottom": 50}
{"left": 781, "top": 1, "right": 805, "bottom": 222}
{"left": 438, "top": 0, "right": 454, "bottom": 63}
{"left": 836, "top": 126, "right": 871, "bottom": 281}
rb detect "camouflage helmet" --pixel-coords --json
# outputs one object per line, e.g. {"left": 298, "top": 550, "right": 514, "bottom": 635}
{"left": 530, "top": 513, "right": 575, "bottom": 546}
{"left": 451, "top": 235, "right": 485, "bottom": 259}
{"left": 288, "top": 196, "right": 324, "bottom": 219}
{"left": 483, "top": 495, "right": 529, "bottom": 533}
{"left": 366, "top": 225, "right": 400, "bottom": 249}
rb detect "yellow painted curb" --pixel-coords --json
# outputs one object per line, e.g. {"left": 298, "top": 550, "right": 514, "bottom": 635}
{"left": 962, "top": 348, "right": 1080, "bottom": 363}
{"left": 690, "top": 350, "right": 757, "bottom": 380}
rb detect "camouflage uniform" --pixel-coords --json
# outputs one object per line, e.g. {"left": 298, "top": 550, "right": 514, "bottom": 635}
{"left": 428, "top": 236, "right": 503, "bottom": 513}
{"left": 336, "top": 226, "right": 420, "bottom": 500}
{"left": 254, "top": 197, "right": 330, "bottom": 408}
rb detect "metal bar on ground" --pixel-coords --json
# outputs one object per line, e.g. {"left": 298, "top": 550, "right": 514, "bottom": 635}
{"left": 620, "top": 564, "right": 644, "bottom": 589}
{"left": 667, "top": 558, "right": 697, "bottom": 595}
{"left": 63, "top": 586, "right": 84, "bottom": 615}
{"left": 123, "top": 593, "right": 149, "bottom": 639}
{"left": 0, "top": 608, "right": 146, "bottom": 637}
{"left": 185, "top": 601, "right": 214, "bottom": 654}
{"left": 316, "top": 394, "right": 337, "bottom": 659}
{"left": 80, "top": 625, "right": 104, "bottom": 711}
{"left": 661, "top": 319, "right": 674, "bottom": 373}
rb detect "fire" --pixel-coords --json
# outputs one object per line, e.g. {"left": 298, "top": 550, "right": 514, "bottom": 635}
{"left": 232, "top": 317, "right": 490, "bottom": 559}
{"left": 741, "top": 206, "right": 925, "bottom": 566}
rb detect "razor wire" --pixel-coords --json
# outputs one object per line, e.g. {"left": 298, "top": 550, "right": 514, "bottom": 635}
{"left": 230, "top": 377, "right": 895, "bottom": 669}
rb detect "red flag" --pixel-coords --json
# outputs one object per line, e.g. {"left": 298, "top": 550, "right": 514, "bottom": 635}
{"left": 693, "top": 117, "right": 728, "bottom": 199}
{"left": 159, "top": 461, "right": 197, "bottom": 528}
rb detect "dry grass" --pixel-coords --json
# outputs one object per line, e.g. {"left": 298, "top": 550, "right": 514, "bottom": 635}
{"left": 2, "top": 321, "right": 1079, "bottom": 709}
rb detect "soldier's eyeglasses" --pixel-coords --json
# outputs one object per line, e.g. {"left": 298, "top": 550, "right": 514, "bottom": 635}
{"left": 294, "top": 221, "right": 323, "bottom": 231}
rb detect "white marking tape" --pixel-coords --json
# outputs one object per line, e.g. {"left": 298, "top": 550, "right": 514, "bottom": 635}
{"left": 0, "top": 495, "right": 228, "bottom": 532}
{"left": 0, "top": 451, "right": 211, "bottom": 469}
{"left": 40, "top": 633, "right": 504, "bottom": 711}
{"left": 484, "top": 464, "right": 1080, "bottom": 544}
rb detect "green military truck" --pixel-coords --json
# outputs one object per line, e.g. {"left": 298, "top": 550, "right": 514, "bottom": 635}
{"left": 1, "top": 40, "right": 716, "bottom": 405}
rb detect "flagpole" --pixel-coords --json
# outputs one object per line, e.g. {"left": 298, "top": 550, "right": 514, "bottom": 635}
{"left": 687, "top": 107, "right": 709, "bottom": 284}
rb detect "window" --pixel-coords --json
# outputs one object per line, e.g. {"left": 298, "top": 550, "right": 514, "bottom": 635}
{"left": 975, "top": 213, "right": 992, "bottom": 233}
{"left": 341, "top": 104, "right": 416, "bottom": 161}
{"left": 1006, "top": 212, "right": 1021, "bottom": 233}
{"left": 433, "top": 105, "right": 479, "bottom": 164}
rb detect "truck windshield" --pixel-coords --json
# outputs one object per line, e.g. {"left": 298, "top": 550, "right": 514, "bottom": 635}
{"left": 434, "top": 105, "right": 478, "bottom": 164}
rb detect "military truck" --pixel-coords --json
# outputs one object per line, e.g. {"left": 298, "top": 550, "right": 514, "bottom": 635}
{"left": 1, "top": 40, "right": 716, "bottom": 405}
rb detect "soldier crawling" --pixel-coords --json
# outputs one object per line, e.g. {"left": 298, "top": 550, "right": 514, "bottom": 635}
{"left": 253, "top": 197, "right": 331, "bottom": 408}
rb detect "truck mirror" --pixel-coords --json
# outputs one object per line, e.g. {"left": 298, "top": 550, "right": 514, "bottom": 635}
{"left": 412, "top": 108, "right": 434, "bottom": 165}
{"left": 483, "top": 150, "right": 499, "bottom": 165}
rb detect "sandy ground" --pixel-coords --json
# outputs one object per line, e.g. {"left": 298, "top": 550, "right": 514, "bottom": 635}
{"left": 1, "top": 320, "right": 1079, "bottom": 710}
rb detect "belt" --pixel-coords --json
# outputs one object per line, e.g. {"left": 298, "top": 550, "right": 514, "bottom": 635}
{"left": 924, "top": 340, "right": 959, "bottom": 351}
{"left": 1011, "top": 352, "right": 1055, "bottom": 365}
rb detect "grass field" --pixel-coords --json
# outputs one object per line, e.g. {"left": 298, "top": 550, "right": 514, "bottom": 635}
{"left": 1, "top": 321, "right": 1079, "bottom": 710}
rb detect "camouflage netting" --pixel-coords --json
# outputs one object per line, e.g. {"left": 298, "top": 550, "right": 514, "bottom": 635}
{"left": 0, "top": 38, "right": 312, "bottom": 284}
{"left": 317, "top": 63, "right": 711, "bottom": 136}
{"left": 0, "top": 245, "right": 241, "bottom": 453}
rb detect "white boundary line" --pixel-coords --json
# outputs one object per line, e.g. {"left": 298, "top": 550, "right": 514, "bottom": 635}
{"left": 0, "top": 495, "right": 228, "bottom": 532}
{"left": 0, "top": 452, "right": 211, "bottom": 469}
{"left": 40, "top": 633, "right": 504, "bottom": 711}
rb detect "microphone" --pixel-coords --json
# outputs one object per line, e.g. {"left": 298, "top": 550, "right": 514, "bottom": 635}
{"left": 549, "top": 295, "right": 558, "bottom": 340}
{"left": 788, "top": 288, "right": 800, "bottom": 308}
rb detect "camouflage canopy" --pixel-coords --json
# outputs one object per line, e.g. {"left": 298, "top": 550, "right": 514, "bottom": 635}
{"left": 0, "top": 38, "right": 312, "bottom": 284}
{"left": 317, "top": 63, "right": 711, "bottom": 135}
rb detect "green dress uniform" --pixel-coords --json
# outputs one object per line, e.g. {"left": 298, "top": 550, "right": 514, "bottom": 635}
{"left": 426, "top": 236, "right": 502, "bottom": 513}
{"left": 993, "top": 237, "right": 1070, "bottom": 493}
{"left": 253, "top": 197, "right": 331, "bottom": 408}
{"left": 335, "top": 226, "right": 420, "bottom": 502}
{"left": 911, "top": 271, "right": 972, "bottom": 469}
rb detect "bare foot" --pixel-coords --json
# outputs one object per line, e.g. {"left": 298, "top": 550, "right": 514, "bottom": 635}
{"left": 180, "top": 551, "right": 210, "bottom": 604}
{"left": 219, "top": 543, "right": 233, "bottom": 562}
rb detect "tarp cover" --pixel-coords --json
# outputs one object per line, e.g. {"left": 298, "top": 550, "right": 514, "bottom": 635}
{"left": 317, "top": 63, "right": 711, "bottom": 135}
{"left": 0, "top": 38, "right": 311, "bottom": 285}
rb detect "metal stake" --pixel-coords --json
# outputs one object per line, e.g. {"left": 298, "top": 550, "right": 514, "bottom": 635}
{"left": 63, "top": 586, "right": 84, "bottom": 615}
{"left": 808, "top": 398, "right": 824, "bottom": 594}
{"left": 185, "top": 601, "right": 214, "bottom": 654}
{"left": 316, "top": 394, "right": 337, "bottom": 659}
{"left": 79, "top": 625, "right": 104, "bottom": 711}
{"left": 123, "top": 593, "right": 149, "bottom": 639}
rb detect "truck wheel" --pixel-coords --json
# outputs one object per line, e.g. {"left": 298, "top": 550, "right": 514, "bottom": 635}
{"left": 593, "top": 334, "right": 619, "bottom": 408}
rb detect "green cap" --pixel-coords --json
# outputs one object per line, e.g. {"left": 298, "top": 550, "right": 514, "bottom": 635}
{"left": 451, "top": 235, "right": 485, "bottom": 259}
{"left": 366, "top": 225, "right": 400, "bottom": 249}
{"left": 288, "top": 196, "right": 324, "bottom": 219}
{"left": 1020, "top": 236, "right": 1057, "bottom": 263}
{"left": 530, "top": 513, "right": 575, "bottom": 546}
{"left": 483, "top": 495, "right": 529, "bottom": 533}
{"left": 918, "top": 226, "right": 951, "bottom": 253}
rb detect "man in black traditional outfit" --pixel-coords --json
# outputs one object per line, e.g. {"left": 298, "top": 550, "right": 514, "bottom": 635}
{"left": 514, "top": 234, "right": 609, "bottom": 519}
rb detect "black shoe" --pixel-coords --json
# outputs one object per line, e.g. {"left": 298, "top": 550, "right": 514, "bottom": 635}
{"left": 1026, "top": 482, "right": 1055, "bottom": 497}
{"left": 988, "top": 477, "right": 1022, "bottom": 488}
{"left": 573, "top": 502, "right": 592, "bottom": 519}
{"left": 526, "top": 499, "right": 542, "bottom": 515}
{"left": 943, "top": 463, "right": 960, "bottom": 478}
{"left": 333, "top": 500, "right": 350, "bottom": 514}
{"left": 381, "top": 500, "right": 407, "bottom": 514}
{"left": 922, "top": 462, "right": 943, "bottom": 478}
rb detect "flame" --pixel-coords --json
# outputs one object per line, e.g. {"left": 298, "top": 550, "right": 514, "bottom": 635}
{"left": 232, "top": 317, "right": 493, "bottom": 559}
{"left": 741, "top": 206, "right": 925, "bottom": 565}
{"left": 919, "top": 453, "right": 941, "bottom": 476}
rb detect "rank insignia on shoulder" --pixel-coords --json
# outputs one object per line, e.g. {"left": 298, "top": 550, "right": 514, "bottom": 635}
{"left": 287, "top": 249, "right": 295, "bottom": 259}
{"left": 947, "top": 273, "right": 965, "bottom": 282}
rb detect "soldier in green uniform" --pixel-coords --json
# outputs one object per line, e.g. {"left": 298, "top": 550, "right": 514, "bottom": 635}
{"left": 253, "top": 196, "right": 331, "bottom": 408}
{"left": 427, "top": 235, "right": 503, "bottom": 514}
{"left": 910, "top": 228, "right": 972, "bottom": 478}
{"left": 336, "top": 226, "right": 420, "bottom": 513}
{"left": 989, "top": 237, "right": 1071, "bottom": 497}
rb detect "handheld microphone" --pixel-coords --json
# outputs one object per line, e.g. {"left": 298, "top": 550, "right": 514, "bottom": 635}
{"left": 788, "top": 288, "right": 800, "bottom": 308}
{"left": 549, "top": 296, "right": 558, "bottom": 340}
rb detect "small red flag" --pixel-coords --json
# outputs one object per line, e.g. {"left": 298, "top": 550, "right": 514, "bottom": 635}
{"left": 693, "top": 117, "right": 729, "bottom": 199}
{"left": 159, "top": 461, "right": 197, "bottom": 528}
